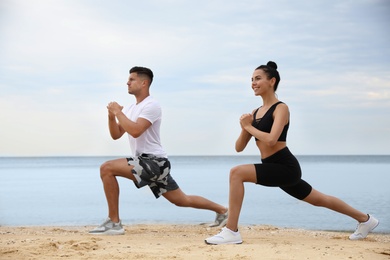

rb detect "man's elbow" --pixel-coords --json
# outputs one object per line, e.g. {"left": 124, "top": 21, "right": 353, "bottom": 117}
{"left": 130, "top": 130, "right": 143, "bottom": 138}
{"left": 111, "top": 134, "right": 121, "bottom": 140}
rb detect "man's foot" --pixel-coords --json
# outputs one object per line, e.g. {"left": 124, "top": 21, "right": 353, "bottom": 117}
{"left": 209, "top": 209, "right": 228, "bottom": 227}
{"left": 205, "top": 227, "right": 243, "bottom": 245}
{"left": 89, "top": 218, "right": 125, "bottom": 235}
{"left": 349, "top": 214, "right": 379, "bottom": 240}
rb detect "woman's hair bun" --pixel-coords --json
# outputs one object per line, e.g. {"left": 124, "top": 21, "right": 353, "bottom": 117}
{"left": 267, "top": 61, "right": 277, "bottom": 70}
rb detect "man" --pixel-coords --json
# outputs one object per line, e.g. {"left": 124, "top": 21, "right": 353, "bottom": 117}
{"left": 89, "top": 66, "right": 228, "bottom": 235}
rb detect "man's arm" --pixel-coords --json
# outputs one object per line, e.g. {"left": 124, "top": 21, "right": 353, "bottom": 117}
{"left": 108, "top": 112, "right": 126, "bottom": 140}
{"left": 115, "top": 111, "right": 151, "bottom": 138}
{"left": 107, "top": 101, "right": 151, "bottom": 138}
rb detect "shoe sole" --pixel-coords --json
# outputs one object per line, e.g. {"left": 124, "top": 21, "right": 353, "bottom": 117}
{"left": 371, "top": 220, "right": 380, "bottom": 232}
{"left": 204, "top": 240, "right": 243, "bottom": 245}
{"left": 89, "top": 230, "right": 125, "bottom": 235}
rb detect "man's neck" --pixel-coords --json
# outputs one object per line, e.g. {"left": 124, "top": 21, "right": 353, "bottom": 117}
{"left": 135, "top": 93, "right": 150, "bottom": 105}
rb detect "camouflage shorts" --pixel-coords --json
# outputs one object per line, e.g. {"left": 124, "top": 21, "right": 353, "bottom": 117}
{"left": 127, "top": 154, "right": 179, "bottom": 198}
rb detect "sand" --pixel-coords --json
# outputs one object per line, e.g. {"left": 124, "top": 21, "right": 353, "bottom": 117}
{"left": 1, "top": 224, "right": 389, "bottom": 260}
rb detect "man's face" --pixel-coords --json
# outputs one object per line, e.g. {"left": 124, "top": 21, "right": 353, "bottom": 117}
{"left": 127, "top": 72, "right": 142, "bottom": 94}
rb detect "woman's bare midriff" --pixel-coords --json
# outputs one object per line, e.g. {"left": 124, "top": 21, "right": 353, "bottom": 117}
{"left": 256, "top": 141, "right": 287, "bottom": 159}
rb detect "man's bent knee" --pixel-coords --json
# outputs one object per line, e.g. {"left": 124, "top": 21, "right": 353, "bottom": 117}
{"left": 100, "top": 161, "right": 114, "bottom": 179}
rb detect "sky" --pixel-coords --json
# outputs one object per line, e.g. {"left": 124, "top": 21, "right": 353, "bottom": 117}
{"left": 0, "top": 0, "right": 389, "bottom": 156}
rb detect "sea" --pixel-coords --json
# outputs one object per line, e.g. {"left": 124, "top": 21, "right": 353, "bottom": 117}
{"left": 0, "top": 155, "right": 389, "bottom": 234}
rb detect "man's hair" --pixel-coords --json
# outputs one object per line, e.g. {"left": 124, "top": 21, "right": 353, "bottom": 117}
{"left": 129, "top": 66, "right": 154, "bottom": 84}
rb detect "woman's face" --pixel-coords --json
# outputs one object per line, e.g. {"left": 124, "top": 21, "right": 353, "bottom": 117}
{"left": 251, "top": 69, "right": 274, "bottom": 96}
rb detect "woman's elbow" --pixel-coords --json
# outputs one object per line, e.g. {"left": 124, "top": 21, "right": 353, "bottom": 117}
{"left": 265, "top": 137, "right": 278, "bottom": 147}
{"left": 235, "top": 143, "right": 245, "bottom": 153}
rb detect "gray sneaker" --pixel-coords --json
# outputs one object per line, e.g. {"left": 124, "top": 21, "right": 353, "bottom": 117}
{"left": 209, "top": 209, "right": 228, "bottom": 227}
{"left": 89, "top": 218, "right": 125, "bottom": 235}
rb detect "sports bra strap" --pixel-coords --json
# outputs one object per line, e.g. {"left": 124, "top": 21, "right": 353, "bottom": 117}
{"left": 252, "top": 101, "right": 283, "bottom": 120}
{"left": 253, "top": 108, "right": 260, "bottom": 121}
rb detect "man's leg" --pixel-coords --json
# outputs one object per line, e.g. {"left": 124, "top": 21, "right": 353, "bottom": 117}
{"left": 100, "top": 158, "right": 136, "bottom": 223}
{"left": 162, "top": 188, "right": 227, "bottom": 214}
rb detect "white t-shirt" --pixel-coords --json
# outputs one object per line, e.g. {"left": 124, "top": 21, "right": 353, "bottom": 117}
{"left": 123, "top": 96, "right": 167, "bottom": 158}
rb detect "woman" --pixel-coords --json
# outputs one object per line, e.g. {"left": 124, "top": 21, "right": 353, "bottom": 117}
{"left": 205, "top": 61, "right": 379, "bottom": 245}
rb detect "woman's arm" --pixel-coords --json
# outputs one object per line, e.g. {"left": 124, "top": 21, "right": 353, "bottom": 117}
{"left": 240, "top": 104, "right": 289, "bottom": 147}
{"left": 235, "top": 109, "right": 258, "bottom": 152}
{"left": 235, "top": 129, "right": 252, "bottom": 152}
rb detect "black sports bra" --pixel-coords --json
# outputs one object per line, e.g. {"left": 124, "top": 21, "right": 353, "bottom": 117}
{"left": 252, "top": 101, "right": 289, "bottom": 141}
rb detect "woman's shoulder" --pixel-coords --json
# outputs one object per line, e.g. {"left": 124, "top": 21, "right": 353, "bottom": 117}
{"left": 275, "top": 100, "right": 288, "bottom": 108}
{"left": 274, "top": 101, "right": 290, "bottom": 114}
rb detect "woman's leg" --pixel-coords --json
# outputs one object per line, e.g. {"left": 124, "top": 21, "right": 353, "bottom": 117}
{"left": 303, "top": 188, "right": 368, "bottom": 222}
{"left": 204, "top": 164, "right": 257, "bottom": 245}
{"left": 225, "top": 164, "right": 257, "bottom": 231}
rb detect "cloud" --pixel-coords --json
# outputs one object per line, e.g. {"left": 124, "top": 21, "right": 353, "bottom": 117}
{"left": 0, "top": 0, "right": 389, "bottom": 156}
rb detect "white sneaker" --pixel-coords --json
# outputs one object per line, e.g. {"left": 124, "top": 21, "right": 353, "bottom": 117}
{"left": 89, "top": 218, "right": 125, "bottom": 235}
{"left": 205, "top": 227, "right": 243, "bottom": 245}
{"left": 349, "top": 214, "right": 379, "bottom": 240}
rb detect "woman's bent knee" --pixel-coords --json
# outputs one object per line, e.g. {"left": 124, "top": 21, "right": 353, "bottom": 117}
{"left": 229, "top": 165, "right": 256, "bottom": 183}
{"left": 229, "top": 166, "right": 242, "bottom": 182}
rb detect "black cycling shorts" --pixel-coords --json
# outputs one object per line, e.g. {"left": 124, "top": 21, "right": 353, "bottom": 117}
{"left": 255, "top": 147, "right": 312, "bottom": 200}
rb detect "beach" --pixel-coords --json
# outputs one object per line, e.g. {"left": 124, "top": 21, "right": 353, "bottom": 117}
{"left": 1, "top": 224, "right": 389, "bottom": 260}
{"left": 1, "top": 156, "right": 389, "bottom": 259}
